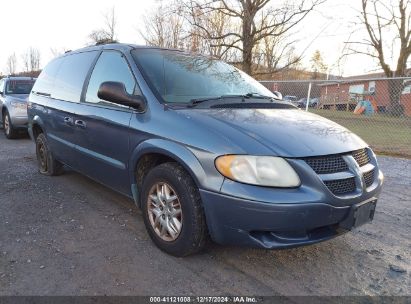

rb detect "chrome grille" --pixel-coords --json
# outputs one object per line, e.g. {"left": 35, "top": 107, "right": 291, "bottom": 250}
{"left": 302, "top": 148, "right": 374, "bottom": 195}
{"left": 363, "top": 169, "right": 375, "bottom": 188}
{"left": 303, "top": 155, "right": 348, "bottom": 174}
{"left": 324, "top": 178, "right": 356, "bottom": 195}
{"left": 352, "top": 149, "right": 370, "bottom": 167}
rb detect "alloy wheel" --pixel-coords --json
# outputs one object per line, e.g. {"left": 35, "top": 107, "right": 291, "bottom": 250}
{"left": 37, "top": 141, "right": 47, "bottom": 171}
{"left": 4, "top": 115, "right": 10, "bottom": 135}
{"left": 147, "top": 182, "right": 183, "bottom": 242}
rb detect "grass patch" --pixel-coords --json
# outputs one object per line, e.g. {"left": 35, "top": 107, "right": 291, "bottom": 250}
{"left": 310, "top": 109, "right": 411, "bottom": 158}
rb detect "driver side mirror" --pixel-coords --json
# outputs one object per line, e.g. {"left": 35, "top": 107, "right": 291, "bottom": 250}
{"left": 97, "top": 81, "right": 146, "bottom": 112}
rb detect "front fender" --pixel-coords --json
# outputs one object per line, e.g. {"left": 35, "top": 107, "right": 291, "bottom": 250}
{"left": 128, "top": 138, "right": 224, "bottom": 205}
{"left": 28, "top": 114, "right": 45, "bottom": 140}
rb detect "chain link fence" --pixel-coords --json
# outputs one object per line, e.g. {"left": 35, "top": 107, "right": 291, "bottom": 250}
{"left": 260, "top": 77, "right": 411, "bottom": 158}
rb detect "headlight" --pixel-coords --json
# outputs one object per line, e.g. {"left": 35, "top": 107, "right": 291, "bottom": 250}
{"left": 215, "top": 155, "right": 300, "bottom": 187}
{"left": 10, "top": 101, "right": 27, "bottom": 110}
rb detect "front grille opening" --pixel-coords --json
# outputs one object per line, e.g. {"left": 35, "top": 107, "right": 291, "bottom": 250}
{"left": 352, "top": 148, "right": 370, "bottom": 167}
{"left": 303, "top": 155, "right": 348, "bottom": 174}
{"left": 324, "top": 178, "right": 356, "bottom": 195}
{"left": 363, "top": 169, "right": 375, "bottom": 188}
{"left": 303, "top": 148, "right": 372, "bottom": 175}
{"left": 301, "top": 148, "right": 373, "bottom": 195}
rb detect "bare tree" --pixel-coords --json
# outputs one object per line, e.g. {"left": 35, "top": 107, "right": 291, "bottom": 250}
{"left": 140, "top": 0, "right": 321, "bottom": 76}
{"left": 6, "top": 53, "right": 17, "bottom": 75}
{"left": 21, "top": 51, "right": 30, "bottom": 72}
{"left": 21, "top": 48, "right": 40, "bottom": 72}
{"left": 186, "top": 0, "right": 324, "bottom": 75}
{"left": 140, "top": 1, "right": 238, "bottom": 62}
{"left": 252, "top": 25, "right": 302, "bottom": 77}
{"left": 89, "top": 7, "right": 118, "bottom": 45}
{"left": 310, "top": 49, "right": 328, "bottom": 78}
{"left": 187, "top": 3, "right": 240, "bottom": 61}
{"left": 140, "top": 1, "right": 186, "bottom": 49}
{"left": 29, "top": 48, "right": 41, "bottom": 71}
{"left": 349, "top": 0, "right": 411, "bottom": 114}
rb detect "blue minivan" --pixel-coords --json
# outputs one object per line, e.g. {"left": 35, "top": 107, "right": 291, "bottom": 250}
{"left": 28, "top": 44, "right": 383, "bottom": 256}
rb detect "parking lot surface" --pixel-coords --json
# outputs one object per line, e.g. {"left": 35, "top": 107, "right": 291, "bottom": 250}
{"left": 0, "top": 134, "right": 410, "bottom": 296}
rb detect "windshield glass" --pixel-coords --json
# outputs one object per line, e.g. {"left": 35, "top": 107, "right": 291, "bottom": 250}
{"left": 132, "top": 49, "right": 275, "bottom": 104}
{"left": 6, "top": 80, "right": 35, "bottom": 94}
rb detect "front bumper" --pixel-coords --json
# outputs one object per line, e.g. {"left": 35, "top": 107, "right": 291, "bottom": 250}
{"left": 200, "top": 169, "right": 383, "bottom": 249}
{"left": 10, "top": 116, "right": 28, "bottom": 129}
{"left": 8, "top": 106, "right": 28, "bottom": 128}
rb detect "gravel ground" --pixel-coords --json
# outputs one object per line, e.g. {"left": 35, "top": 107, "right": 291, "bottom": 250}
{"left": 0, "top": 133, "right": 410, "bottom": 296}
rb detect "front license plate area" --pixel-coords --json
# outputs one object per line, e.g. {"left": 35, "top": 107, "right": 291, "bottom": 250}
{"left": 339, "top": 199, "right": 377, "bottom": 230}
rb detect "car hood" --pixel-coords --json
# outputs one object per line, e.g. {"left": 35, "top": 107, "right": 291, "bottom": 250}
{"left": 178, "top": 108, "right": 367, "bottom": 157}
{"left": 7, "top": 94, "right": 29, "bottom": 102}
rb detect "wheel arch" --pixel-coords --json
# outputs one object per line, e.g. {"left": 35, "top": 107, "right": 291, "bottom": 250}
{"left": 129, "top": 138, "right": 207, "bottom": 207}
{"left": 30, "top": 115, "right": 45, "bottom": 140}
{"left": 1, "top": 104, "right": 9, "bottom": 118}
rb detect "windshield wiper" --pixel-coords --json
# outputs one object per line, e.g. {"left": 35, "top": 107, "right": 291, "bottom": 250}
{"left": 189, "top": 93, "right": 280, "bottom": 107}
{"left": 189, "top": 94, "right": 249, "bottom": 107}
{"left": 244, "top": 92, "right": 278, "bottom": 100}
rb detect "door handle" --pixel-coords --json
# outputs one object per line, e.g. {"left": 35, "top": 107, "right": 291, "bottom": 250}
{"left": 74, "top": 120, "right": 86, "bottom": 128}
{"left": 63, "top": 117, "right": 74, "bottom": 126}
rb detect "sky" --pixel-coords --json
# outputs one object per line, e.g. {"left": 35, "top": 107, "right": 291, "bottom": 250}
{"left": 0, "top": 0, "right": 391, "bottom": 77}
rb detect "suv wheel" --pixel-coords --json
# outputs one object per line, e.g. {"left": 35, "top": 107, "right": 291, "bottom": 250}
{"left": 3, "top": 111, "right": 18, "bottom": 139}
{"left": 35, "top": 133, "right": 64, "bottom": 176}
{"left": 141, "top": 162, "right": 208, "bottom": 256}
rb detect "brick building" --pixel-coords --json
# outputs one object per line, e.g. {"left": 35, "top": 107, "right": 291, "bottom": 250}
{"left": 319, "top": 73, "right": 411, "bottom": 116}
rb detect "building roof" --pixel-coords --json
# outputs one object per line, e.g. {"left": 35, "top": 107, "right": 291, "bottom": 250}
{"left": 316, "top": 69, "right": 411, "bottom": 86}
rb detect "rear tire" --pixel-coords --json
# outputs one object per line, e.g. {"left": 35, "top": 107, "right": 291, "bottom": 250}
{"left": 3, "top": 111, "right": 18, "bottom": 139}
{"left": 141, "top": 162, "right": 208, "bottom": 256}
{"left": 36, "top": 133, "right": 64, "bottom": 176}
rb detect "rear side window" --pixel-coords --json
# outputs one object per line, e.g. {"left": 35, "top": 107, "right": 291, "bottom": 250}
{"left": 32, "top": 57, "right": 63, "bottom": 96}
{"left": 85, "top": 51, "right": 136, "bottom": 105}
{"left": 53, "top": 51, "right": 98, "bottom": 102}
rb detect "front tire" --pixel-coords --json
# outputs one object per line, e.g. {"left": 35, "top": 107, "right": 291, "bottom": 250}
{"left": 36, "top": 133, "right": 64, "bottom": 176}
{"left": 141, "top": 162, "right": 208, "bottom": 256}
{"left": 3, "top": 111, "right": 18, "bottom": 139}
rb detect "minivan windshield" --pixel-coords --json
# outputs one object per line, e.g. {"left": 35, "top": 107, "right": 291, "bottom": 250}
{"left": 132, "top": 49, "right": 275, "bottom": 104}
{"left": 6, "top": 80, "right": 35, "bottom": 95}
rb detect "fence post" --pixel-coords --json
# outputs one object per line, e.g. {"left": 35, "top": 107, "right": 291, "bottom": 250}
{"left": 306, "top": 82, "right": 312, "bottom": 112}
